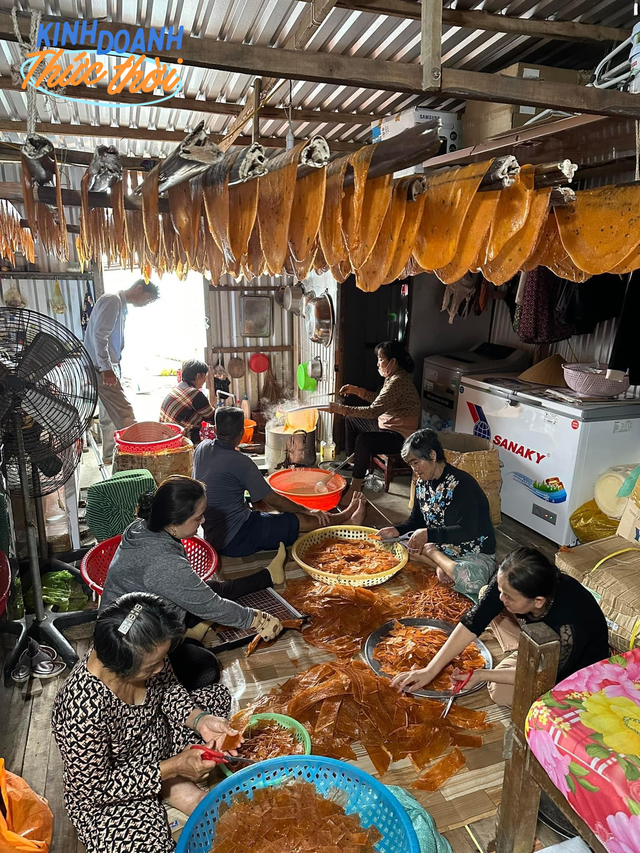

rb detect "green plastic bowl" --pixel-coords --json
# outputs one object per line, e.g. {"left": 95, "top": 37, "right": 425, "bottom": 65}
{"left": 220, "top": 712, "right": 312, "bottom": 777}
{"left": 297, "top": 362, "right": 317, "bottom": 392}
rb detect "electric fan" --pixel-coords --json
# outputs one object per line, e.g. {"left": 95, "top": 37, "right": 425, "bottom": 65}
{"left": 0, "top": 307, "right": 98, "bottom": 676}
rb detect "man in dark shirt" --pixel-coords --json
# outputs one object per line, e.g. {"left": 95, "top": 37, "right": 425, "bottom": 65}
{"left": 379, "top": 429, "right": 496, "bottom": 601}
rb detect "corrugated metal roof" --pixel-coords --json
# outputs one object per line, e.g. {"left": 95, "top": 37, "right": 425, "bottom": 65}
{"left": 0, "top": 0, "right": 633, "bottom": 158}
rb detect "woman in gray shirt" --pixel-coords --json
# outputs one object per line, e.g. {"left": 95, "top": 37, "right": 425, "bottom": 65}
{"left": 101, "top": 475, "right": 283, "bottom": 688}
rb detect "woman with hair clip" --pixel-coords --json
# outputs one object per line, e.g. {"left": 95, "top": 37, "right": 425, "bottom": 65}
{"left": 52, "top": 592, "right": 241, "bottom": 853}
{"left": 391, "top": 547, "right": 609, "bottom": 708}
{"left": 101, "top": 475, "right": 284, "bottom": 689}
{"left": 326, "top": 341, "right": 421, "bottom": 501}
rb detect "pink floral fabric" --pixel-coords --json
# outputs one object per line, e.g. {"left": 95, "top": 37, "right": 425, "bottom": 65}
{"left": 526, "top": 649, "right": 640, "bottom": 852}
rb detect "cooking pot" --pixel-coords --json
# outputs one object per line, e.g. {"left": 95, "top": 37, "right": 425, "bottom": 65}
{"left": 265, "top": 423, "right": 317, "bottom": 472}
{"left": 305, "top": 292, "right": 334, "bottom": 347}
{"left": 308, "top": 357, "right": 323, "bottom": 379}
{"left": 283, "top": 282, "right": 305, "bottom": 315}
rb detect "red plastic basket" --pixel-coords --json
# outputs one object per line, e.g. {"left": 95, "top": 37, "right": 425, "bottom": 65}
{"left": 80, "top": 534, "right": 219, "bottom": 596}
{"left": 0, "top": 550, "right": 10, "bottom": 618}
{"left": 268, "top": 467, "right": 347, "bottom": 511}
{"left": 114, "top": 422, "right": 184, "bottom": 454}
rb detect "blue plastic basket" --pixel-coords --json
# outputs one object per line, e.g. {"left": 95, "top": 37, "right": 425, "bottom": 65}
{"left": 176, "top": 756, "right": 420, "bottom": 853}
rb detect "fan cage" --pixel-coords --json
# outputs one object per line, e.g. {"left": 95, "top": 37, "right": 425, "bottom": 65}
{"left": 3, "top": 438, "right": 83, "bottom": 497}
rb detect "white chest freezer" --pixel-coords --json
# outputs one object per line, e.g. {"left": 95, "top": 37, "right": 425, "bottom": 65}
{"left": 454, "top": 374, "right": 640, "bottom": 545}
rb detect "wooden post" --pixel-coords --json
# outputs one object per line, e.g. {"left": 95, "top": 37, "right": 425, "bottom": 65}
{"left": 492, "top": 623, "right": 560, "bottom": 853}
{"left": 252, "top": 78, "right": 262, "bottom": 144}
{"left": 421, "top": 0, "right": 442, "bottom": 91}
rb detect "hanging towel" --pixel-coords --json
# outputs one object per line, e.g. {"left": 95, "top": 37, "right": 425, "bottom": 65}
{"left": 85, "top": 469, "right": 156, "bottom": 542}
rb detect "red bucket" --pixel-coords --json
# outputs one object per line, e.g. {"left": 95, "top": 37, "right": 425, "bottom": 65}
{"left": 268, "top": 467, "right": 346, "bottom": 511}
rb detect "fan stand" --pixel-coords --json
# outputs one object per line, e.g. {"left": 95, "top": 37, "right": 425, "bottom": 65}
{"left": 2, "top": 417, "right": 92, "bottom": 682}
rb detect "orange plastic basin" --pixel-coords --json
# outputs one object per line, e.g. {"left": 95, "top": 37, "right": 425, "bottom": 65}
{"left": 268, "top": 467, "right": 347, "bottom": 511}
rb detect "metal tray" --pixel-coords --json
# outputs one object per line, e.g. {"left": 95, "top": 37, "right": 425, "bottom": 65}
{"left": 207, "top": 588, "right": 306, "bottom": 653}
{"left": 363, "top": 617, "right": 493, "bottom": 700}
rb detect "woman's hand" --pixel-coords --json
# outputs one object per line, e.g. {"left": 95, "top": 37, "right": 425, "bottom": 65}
{"left": 327, "top": 402, "right": 346, "bottom": 415}
{"left": 166, "top": 746, "right": 220, "bottom": 782}
{"left": 378, "top": 526, "right": 399, "bottom": 540}
{"left": 195, "top": 715, "right": 243, "bottom": 753}
{"left": 407, "top": 529, "right": 429, "bottom": 553}
{"left": 451, "top": 669, "right": 486, "bottom": 691}
{"left": 311, "top": 510, "right": 332, "bottom": 528}
{"left": 339, "top": 384, "right": 357, "bottom": 397}
{"left": 251, "top": 609, "right": 284, "bottom": 642}
{"left": 390, "top": 666, "right": 437, "bottom": 694}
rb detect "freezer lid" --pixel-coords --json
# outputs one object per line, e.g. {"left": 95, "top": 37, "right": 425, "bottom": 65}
{"left": 462, "top": 373, "right": 640, "bottom": 420}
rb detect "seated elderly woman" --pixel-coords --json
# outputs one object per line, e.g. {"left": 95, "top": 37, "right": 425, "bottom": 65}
{"left": 391, "top": 548, "right": 609, "bottom": 709}
{"left": 378, "top": 429, "right": 496, "bottom": 601}
{"left": 52, "top": 593, "right": 241, "bottom": 853}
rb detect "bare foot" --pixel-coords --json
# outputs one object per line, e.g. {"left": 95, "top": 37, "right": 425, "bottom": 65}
{"left": 343, "top": 492, "right": 366, "bottom": 526}
{"left": 333, "top": 492, "right": 364, "bottom": 524}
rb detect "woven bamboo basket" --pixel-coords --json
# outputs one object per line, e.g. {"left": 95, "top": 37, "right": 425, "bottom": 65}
{"left": 291, "top": 525, "right": 408, "bottom": 587}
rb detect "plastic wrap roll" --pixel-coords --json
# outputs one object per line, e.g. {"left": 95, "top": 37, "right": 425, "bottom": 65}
{"left": 594, "top": 465, "right": 638, "bottom": 520}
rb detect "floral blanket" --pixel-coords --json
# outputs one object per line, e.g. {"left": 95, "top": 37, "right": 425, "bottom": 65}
{"left": 526, "top": 649, "right": 640, "bottom": 853}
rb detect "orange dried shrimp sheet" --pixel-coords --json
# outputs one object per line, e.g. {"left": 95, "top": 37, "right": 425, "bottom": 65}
{"left": 398, "top": 570, "right": 470, "bottom": 622}
{"left": 372, "top": 623, "right": 485, "bottom": 690}
{"left": 235, "top": 660, "right": 488, "bottom": 789}
{"left": 210, "top": 781, "right": 382, "bottom": 853}
{"left": 303, "top": 537, "right": 400, "bottom": 576}
{"left": 235, "top": 721, "right": 305, "bottom": 762}
{"left": 283, "top": 577, "right": 401, "bottom": 660}
{"left": 413, "top": 746, "right": 466, "bottom": 791}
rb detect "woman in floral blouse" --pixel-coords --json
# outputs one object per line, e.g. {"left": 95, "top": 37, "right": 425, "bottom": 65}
{"left": 51, "top": 593, "right": 241, "bottom": 853}
{"left": 379, "top": 429, "right": 496, "bottom": 601}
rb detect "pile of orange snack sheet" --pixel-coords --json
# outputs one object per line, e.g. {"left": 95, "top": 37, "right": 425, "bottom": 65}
{"left": 373, "top": 622, "right": 485, "bottom": 689}
{"left": 303, "top": 537, "right": 400, "bottom": 576}
{"left": 231, "top": 660, "right": 489, "bottom": 792}
{"left": 210, "top": 780, "right": 382, "bottom": 853}
{"left": 398, "top": 570, "right": 470, "bottom": 622}
{"left": 235, "top": 721, "right": 305, "bottom": 763}
{"left": 283, "top": 578, "right": 400, "bottom": 659}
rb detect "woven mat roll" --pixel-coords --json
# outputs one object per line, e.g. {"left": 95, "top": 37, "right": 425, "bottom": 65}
{"left": 86, "top": 469, "right": 156, "bottom": 542}
{"left": 594, "top": 465, "right": 638, "bottom": 520}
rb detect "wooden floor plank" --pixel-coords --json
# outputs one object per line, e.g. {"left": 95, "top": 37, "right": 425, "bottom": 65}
{"left": 0, "top": 679, "right": 33, "bottom": 777}
{"left": 21, "top": 678, "right": 59, "bottom": 797}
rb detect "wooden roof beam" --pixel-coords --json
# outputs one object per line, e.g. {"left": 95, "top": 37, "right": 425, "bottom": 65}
{"left": 0, "top": 78, "right": 373, "bottom": 128}
{"left": 0, "top": 120, "right": 359, "bottom": 151}
{"left": 331, "top": 0, "right": 630, "bottom": 44}
{"left": 1, "top": 12, "right": 638, "bottom": 119}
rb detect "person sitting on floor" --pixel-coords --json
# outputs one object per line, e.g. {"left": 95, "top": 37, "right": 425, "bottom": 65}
{"left": 159, "top": 359, "right": 215, "bottom": 446}
{"left": 326, "top": 341, "right": 421, "bottom": 501}
{"left": 52, "top": 593, "right": 241, "bottom": 853}
{"left": 391, "top": 548, "right": 609, "bottom": 708}
{"left": 101, "top": 475, "right": 284, "bottom": 689}
{"left": 378, "top": 429, "right": 496, "bottom": 602}
{"left": 193, "top": 406, "right": 366, "bottom": 558}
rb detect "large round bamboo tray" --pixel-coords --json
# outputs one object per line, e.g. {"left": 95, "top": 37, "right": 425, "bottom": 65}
{"left": 291, "top": 525, "right": 408, "bottom": 587}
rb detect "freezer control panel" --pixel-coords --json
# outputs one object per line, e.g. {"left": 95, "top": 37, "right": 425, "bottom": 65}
{"left": 532, "top": 503, "right": 557, "bottom": 526}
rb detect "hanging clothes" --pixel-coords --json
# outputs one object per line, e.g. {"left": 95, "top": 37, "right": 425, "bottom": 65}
{"left": 609, "top": 271, "right": 640, "bottom": 384}
{"left": 555, "top": 273, "right": 626, "bottom": 335}
{"left": 516, "top": 268, "right": 575, "bottom": 345}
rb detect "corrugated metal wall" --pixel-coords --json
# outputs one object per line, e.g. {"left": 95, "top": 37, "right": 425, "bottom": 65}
{"left": 205, "top": 273, "right": 295, "bottom": 411}
{"left": 297, "top": 270, "right": 339, "bottom": 444}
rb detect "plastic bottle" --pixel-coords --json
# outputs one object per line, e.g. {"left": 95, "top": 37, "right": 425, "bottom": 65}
{"left": 323, "top": 437, "right": 336, "bottom": 462}
{"left": 241, "top": 393, "right": 251, "bottom": 420}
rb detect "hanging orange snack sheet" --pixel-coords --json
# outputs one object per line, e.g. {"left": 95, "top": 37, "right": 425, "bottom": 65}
{"left": 202, "top": 150, "right": 239, "bottom": 270}
{"left": 541, "top": 213, "right": 592, "bottom": 282}
{"left": 435, "top": 191, "right": 500, "bottom": 284}
{"left": 349, "top": 174, "right": 393, "bottom": 270}
{"left": 341, "top": 144, "right": 377, "bottom": 256}
{"left": 372, "top": 622, "right": 485, "bottom": 690}
{"left": 210, "top": 781, "right": 382, "bottom": 853}
{"left": 413, "top": 160, "right": 492, "bottom": 271}
{"left": 257, "top": 140, "right": 307, "bottom": 275}
{"left": 168, "top": 179, "right": 198, "bottom": 267}
{"left": 243, "top": 218, "right": 266, "bottom": 279}
{"left": 319, "top": 154, "right": 352, "bottom": 266}
{"left": 227, "top": 178, "right": 259, "bottom": 277}
{"left": 483, "top": 166, "right": 535, "bottom": 264}
{"left": 233, "top": 659, "right": 489, "bottom": 786}
{"left": 482, "top": 186, "right": 552, "bottom": 286}
{"left": 355, "top": 179, "right": 408, "bottom": 293}
{"left": 288, "top": 168, "right": 327, "bottom": 271}
{"left": 141, "top": 168, "right": 160, "bottom": 257}
{"left": 555, "top": 184, "right": 640, "bottom": 275}
{"left": 303, "top": 537, "right": 400, "bottom": 576}
{"left": 383, "top": 183, "right": 428, "bottom": 285}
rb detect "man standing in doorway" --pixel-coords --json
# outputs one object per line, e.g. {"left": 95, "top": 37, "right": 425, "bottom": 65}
{"left": 84, "top": 279, "right": 159, "bottom": 463}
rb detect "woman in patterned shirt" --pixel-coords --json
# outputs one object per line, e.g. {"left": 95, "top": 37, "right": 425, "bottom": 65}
{"left": 52, "top": 593, "right": 241, "bottom": 853}
{"left": 378, "top": 429, "right": 496, "bottom": 601}
{"left": 327, "top": 341, "right": 421, "bottom": 501}
{"left": 160, "top": 359, "right": 216, "bottom": 445}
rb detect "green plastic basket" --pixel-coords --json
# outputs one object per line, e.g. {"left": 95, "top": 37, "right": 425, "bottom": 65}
{"left": 220, "top": 712, "right": 311, "bottom": 777}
